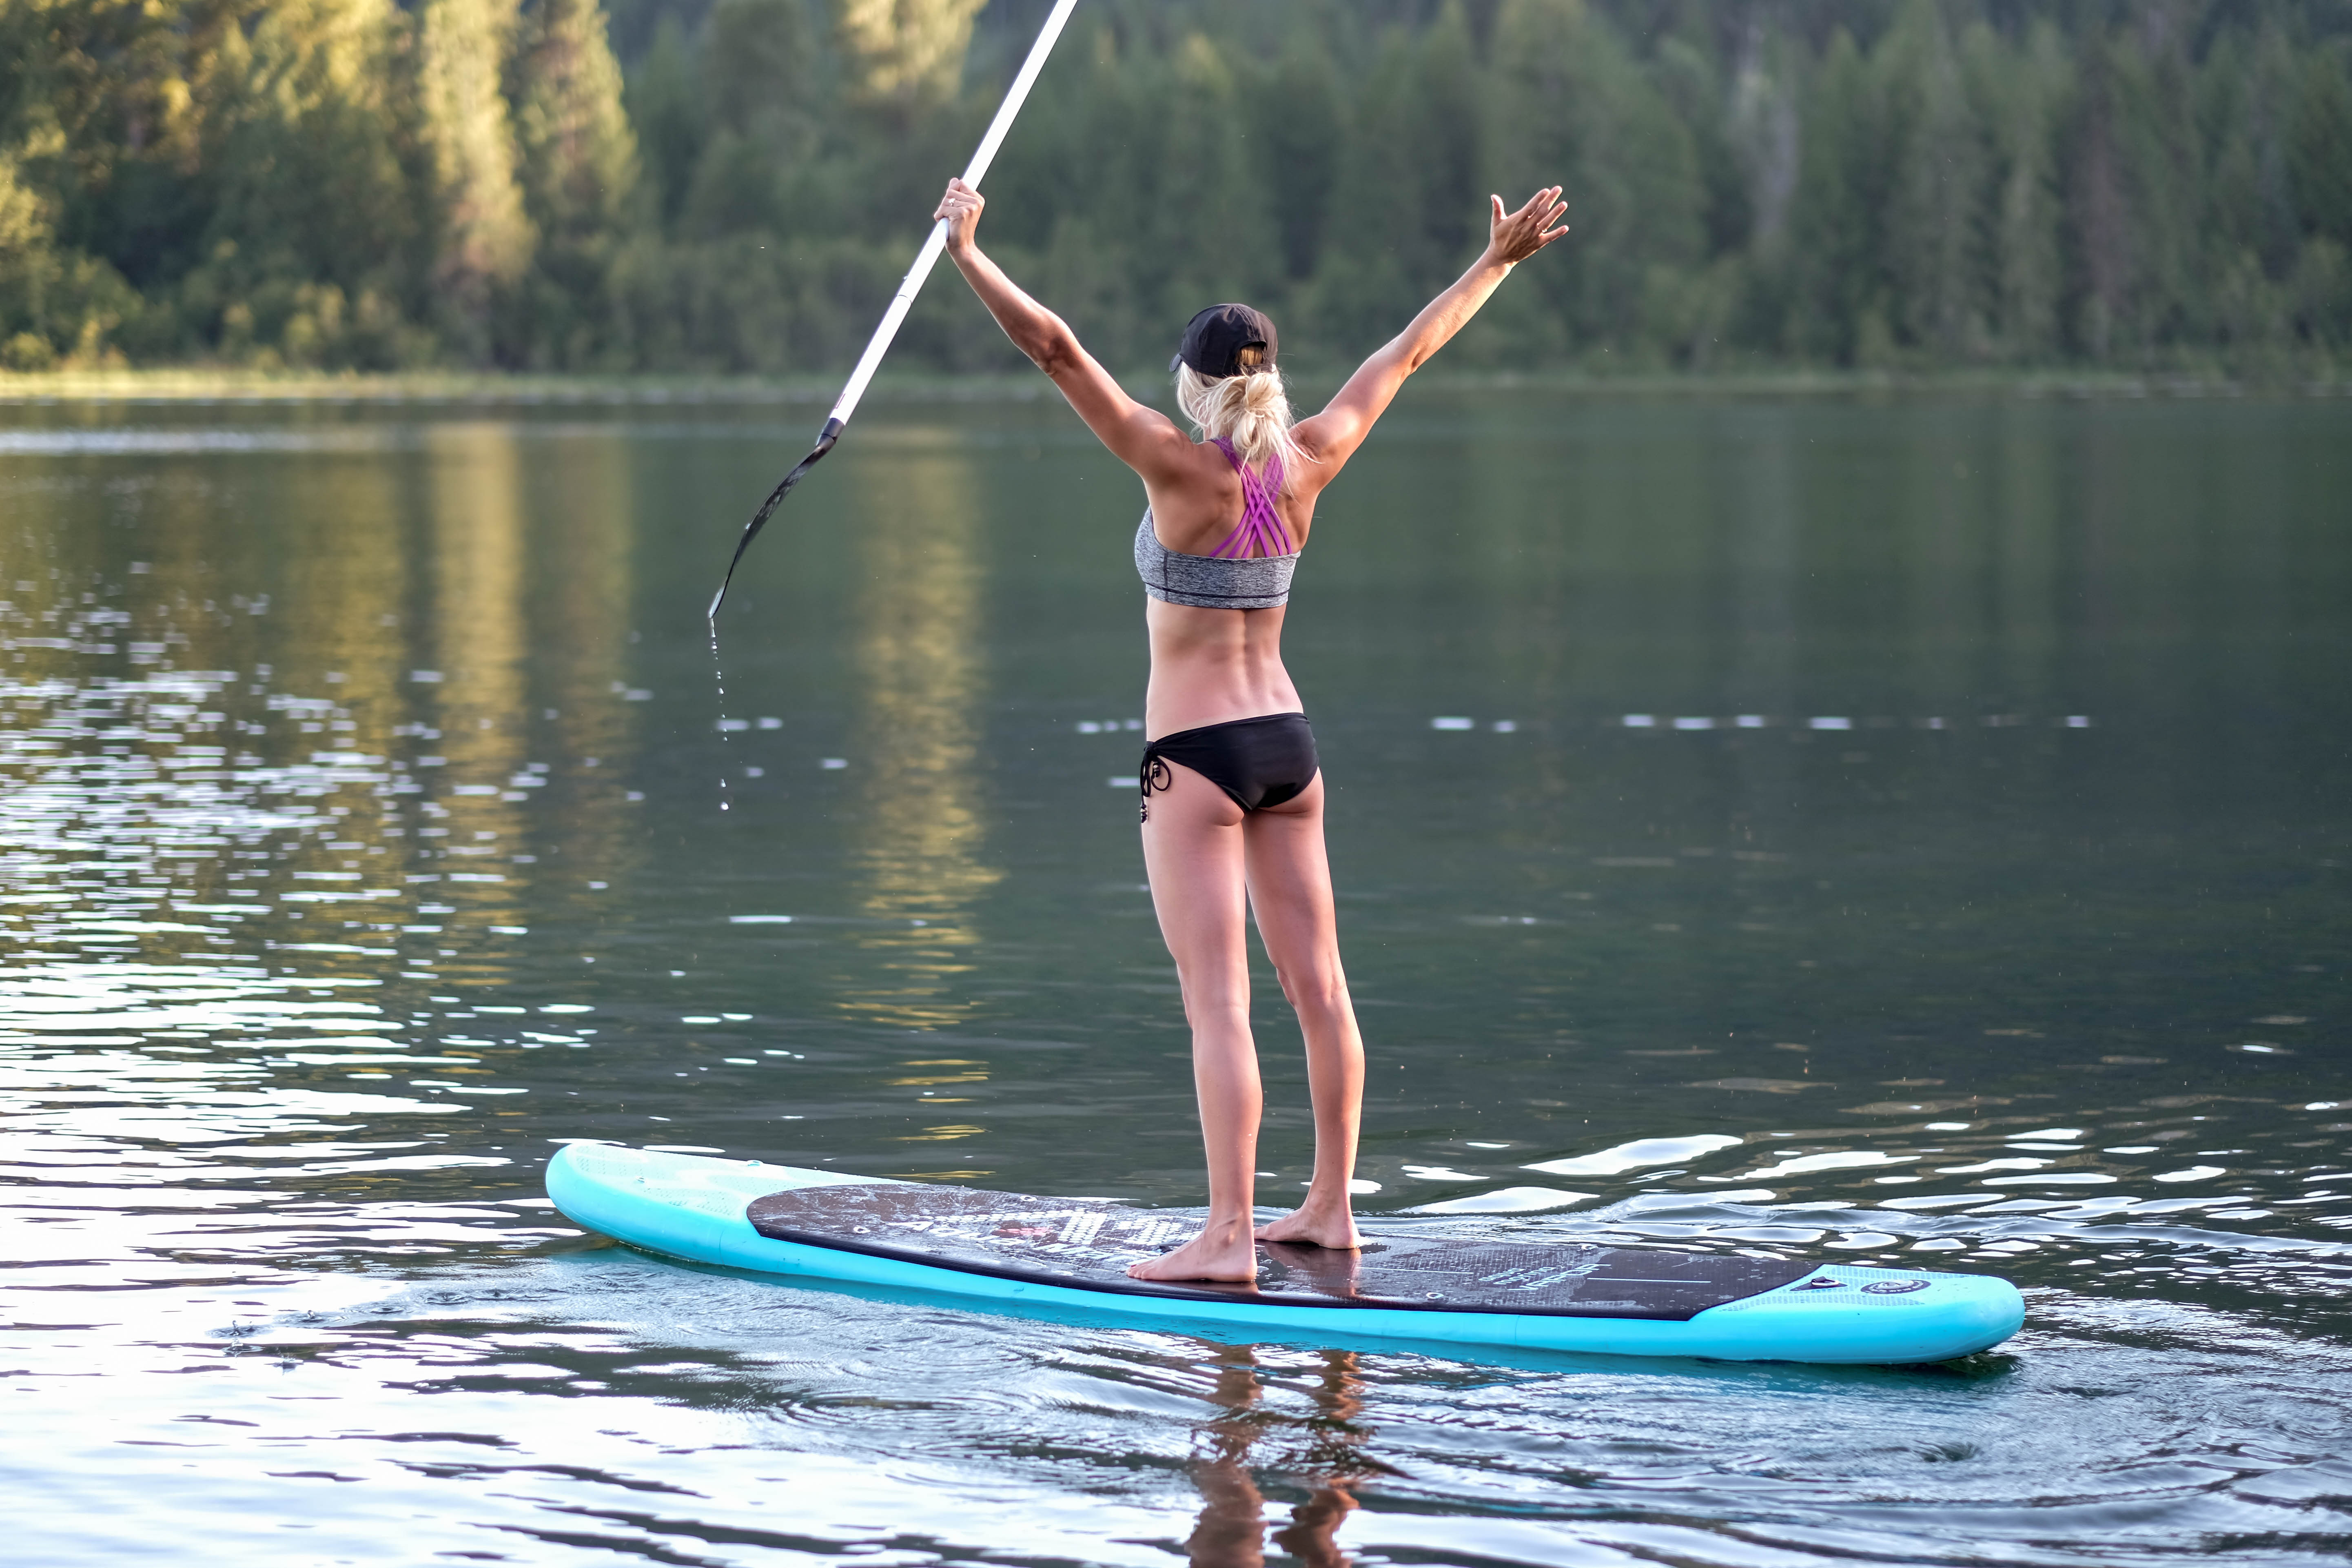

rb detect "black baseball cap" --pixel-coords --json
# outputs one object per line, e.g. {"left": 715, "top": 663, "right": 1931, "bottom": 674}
{"left": 1173, "top": 303, "right": 1278, "bottom": 377}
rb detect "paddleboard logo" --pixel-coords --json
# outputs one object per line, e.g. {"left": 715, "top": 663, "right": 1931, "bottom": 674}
{"left": 1862, "top": 1279, "right": 1929, "bottom": 1294}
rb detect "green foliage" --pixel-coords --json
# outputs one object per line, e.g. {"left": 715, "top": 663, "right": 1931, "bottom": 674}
{"left": 1787, "top": 28, "right": 1888, "bottom": 364}
{"left": 833, "top": 0, "right": 988, "bottom": 105}
{"left": 625, "top": 15, "right": 707, "bottom": 229}
{"left": 418, "top": 0, "right": 536, "bottom": 355}
{"left": 507, "top": 0, "right": 642, "bottom": 366}
{"left": 2292, "top": 44, "right": 2352, "bottom": 250}
{"left": 1253, "top": 37, "right": 1342, "bottom": 283}
{"left": 1, "top": 0, "right": 2349, "bottom": 373}
{"left": 193, "top": 0, "right": 419, "bottom": 363}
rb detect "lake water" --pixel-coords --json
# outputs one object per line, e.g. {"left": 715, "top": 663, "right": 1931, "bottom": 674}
{"left": 2, "top": 385, "right": 2348, "bottom": 1565}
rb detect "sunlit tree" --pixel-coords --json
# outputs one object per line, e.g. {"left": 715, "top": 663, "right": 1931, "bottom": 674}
{"left": 417, "top": 0, "right": 536, "bottom": 350}
{"left": 831, "top": 0, "right": 986, "bottom": 105}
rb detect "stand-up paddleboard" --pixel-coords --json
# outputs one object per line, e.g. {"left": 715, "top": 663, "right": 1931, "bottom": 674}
{"left": 547, "top": 1144, "right": 2024, "bottom": 1364}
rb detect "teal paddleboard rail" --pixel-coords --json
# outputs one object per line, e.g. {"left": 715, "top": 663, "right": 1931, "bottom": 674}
{"left": 547, "top": 1144, "right": 2024, "bottom": 1365}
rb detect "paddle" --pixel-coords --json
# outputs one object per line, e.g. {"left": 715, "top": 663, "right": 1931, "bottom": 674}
{"left": 707, "top": 0, "right": 1084, "bottom": 627}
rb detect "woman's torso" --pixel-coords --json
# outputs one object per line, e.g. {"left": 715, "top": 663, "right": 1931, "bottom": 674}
{"left": 1138, "top": 441, "right": 1321, "bottom": 740}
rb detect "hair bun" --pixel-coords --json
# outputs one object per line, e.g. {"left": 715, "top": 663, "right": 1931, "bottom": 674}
{"left": 1173, "top": 362, "right": 1306, "bottom": 486}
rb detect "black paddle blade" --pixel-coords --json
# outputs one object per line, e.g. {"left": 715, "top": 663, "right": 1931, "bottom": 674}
{"left": 707, "top": 419, "right": 842, "bottom": 625}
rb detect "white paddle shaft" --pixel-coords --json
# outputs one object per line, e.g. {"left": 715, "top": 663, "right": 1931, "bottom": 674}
{"left": 827, "top": 0, "right": 1082, "bottom": 428}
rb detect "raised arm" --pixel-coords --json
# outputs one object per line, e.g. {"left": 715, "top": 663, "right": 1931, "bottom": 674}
{"left": 1292, "top": 187, "right": 1569, "bottom": 478}
{"left": 934, "top": 179, "right": 1193, "bottom": 484}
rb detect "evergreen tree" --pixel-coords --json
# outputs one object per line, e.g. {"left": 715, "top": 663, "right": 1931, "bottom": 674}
{"left": 0, "top": 148, "right": 79, "bottom": 369}
{"left": 1315, "top": 27, "right": 1426, "bottom": 353}
{"left": 0, "top": 0, "right": 221, "bottom": 366}
{"left": 2121, "top": 26, "right": 2205, "bottom": 352}
{"left": 1253, "top": 34, "right": 1344, "bottom": 282}
{"left": 1881, "top": 0, "right": 1993, "bottom": 359}
{"left": 506, "top": 0, "right": 639, "bottom": 365}
{"left": 195, "top": 0, "right": 417, "bottom": 365}
{"left": 676, "top": 0, "right": 829, "bottom": 243}
{"left": 1652, "top": 32, "right": 1748, "bottom": 261}
{"left": 1155, "top": 31, "right": 1278, "bottom": 313}
{"left": 1786, "top": 28, "right": 1886, "bottom": 362}
{"left": 1490, "top": 0, "right": 1706, "bottom": 362}
{"left": 2289, "top": 43, "right": 2352, "bottom": 345}
{"left": 2068, "top": 23, "right": 2203, "bottom": 359}
{"left": 2290, "top": 44, "right": 2352, "bottom": 250}
{"left": 2197, "top": 28, "right": 2293, "bottom": 352}
{"left": 512, "top": 0, "right": 639, "bottom": 242}
{"left": 625, "top": 15, "right": 708, "bottom": 229}
{"left": 831, "top": 0, "right": 987, "bottom": 105}
{"left": 1970, "top": 18, "right": 2068, "bottom": 361}
{"left": 1402, "top": 3, "right": 1484, "bottom": 295}
{"left": 417, "top": 0, "right": 536, "bottom": 352}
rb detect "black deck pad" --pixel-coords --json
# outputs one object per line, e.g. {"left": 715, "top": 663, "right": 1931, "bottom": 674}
{"left": 747, "top": 1182, "right": 1813, "bottom": 1320}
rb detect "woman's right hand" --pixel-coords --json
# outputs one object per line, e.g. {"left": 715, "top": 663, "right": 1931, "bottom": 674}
{"left": 935, "top": 177, "right": 985, "bottom": 254}
{"left": 1484, "top": 186, "right": 1569, "bottom": 268}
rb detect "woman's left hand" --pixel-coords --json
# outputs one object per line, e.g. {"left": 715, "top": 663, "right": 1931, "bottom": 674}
{"left": 935, "top": 178, "right": 985, "bottom": 254}
{"left": 1484, "top": 186, "right": 1569, "bottom": 268}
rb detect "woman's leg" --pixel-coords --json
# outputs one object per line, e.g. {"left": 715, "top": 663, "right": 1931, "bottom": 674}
{"left": 1129, "top": 758, "right": 1262, "bottom": 1283}
{"left": 1241, "top": 775, "right": 1365, "bottom": 1249}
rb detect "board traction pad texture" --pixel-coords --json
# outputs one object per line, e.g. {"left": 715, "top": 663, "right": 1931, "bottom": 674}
{"left": 747, "top": 1182, "right": 1815, "bottom": 1320}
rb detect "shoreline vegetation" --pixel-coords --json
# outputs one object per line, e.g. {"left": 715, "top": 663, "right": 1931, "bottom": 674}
{"left": 3, "top": 0, "right": 2349, "bottom": 384}
{"left": 1, "top": 366, "right": 2348, "bottom": 406}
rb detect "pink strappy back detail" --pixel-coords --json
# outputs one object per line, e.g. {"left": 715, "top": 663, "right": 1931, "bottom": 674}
{"left": 1206, "top": 437, "right": 1292, "bottom": 560}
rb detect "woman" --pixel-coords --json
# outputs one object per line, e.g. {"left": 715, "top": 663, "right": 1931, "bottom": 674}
{"left": 936, "top": 176, "right": 1569, "bottom": 1282}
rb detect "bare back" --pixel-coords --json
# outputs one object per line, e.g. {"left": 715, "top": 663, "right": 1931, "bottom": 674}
{"left": 1138, "top": 435, "right": 1341, "bottom": 737}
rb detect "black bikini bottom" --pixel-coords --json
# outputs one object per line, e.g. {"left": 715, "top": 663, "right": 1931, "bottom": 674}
{"left": 1140, "top": 712, "right": 1319, "bottom": 822}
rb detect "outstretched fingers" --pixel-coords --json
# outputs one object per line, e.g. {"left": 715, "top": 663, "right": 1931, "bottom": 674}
{"left": 1535, "top": 185, "right": 1570, "bottom": 243}
{"left": 1488, "top": 185, "right": 1569, "bottom": 264}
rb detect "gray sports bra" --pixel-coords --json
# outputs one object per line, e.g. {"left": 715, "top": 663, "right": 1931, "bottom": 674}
{"left": 1133, "top": 439, "right": 1298, "bottom": 610}
{"left": 1134, "top": 512, "right": 1298, "bottom": 610}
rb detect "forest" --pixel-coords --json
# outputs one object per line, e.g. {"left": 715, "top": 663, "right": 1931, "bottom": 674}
{"left": 2, "top": 0, "right": 2349, "bottom": 377}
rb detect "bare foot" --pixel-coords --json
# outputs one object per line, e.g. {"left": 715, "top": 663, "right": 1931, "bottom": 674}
{"left": 1127, "top": 1220, "right": 1259, "bottom": 1282}
{"left": 1255, "top": 1198, "right": 1362, "bottom": 1250}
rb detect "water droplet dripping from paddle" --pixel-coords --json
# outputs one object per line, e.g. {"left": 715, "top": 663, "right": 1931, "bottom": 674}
{"left": 712, "top": 628, "right": 733, "bottom": 812}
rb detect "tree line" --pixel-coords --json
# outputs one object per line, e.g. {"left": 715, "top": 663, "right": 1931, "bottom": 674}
{"left": 3, "top": 0, "right": 2349, "bottom": 377}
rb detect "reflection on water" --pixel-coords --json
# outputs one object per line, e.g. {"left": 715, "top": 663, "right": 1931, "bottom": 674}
{"left": 841, "top": 440, "right": 1003, "bottom": 1032}
{"left": 2, "top": 392, "right": 2350, "bottom": 1565}
{"left": 1186, "top": 1346, "right": 1389, "bottom": 1568}
{"left": 527, "top": 429, "right": 640, "bottom": 904}
{"left": 425, "top": 423, "right": 532, "bottom": 965}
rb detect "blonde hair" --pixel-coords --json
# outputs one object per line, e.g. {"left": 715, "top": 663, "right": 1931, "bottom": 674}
{"left": 1175, "top": 353, "right": 1309, "bottom": 490}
